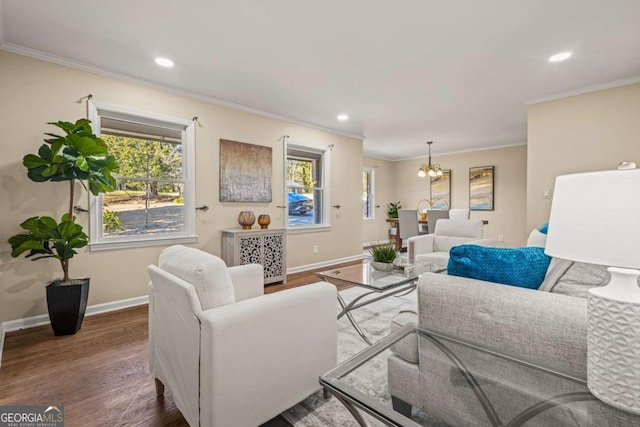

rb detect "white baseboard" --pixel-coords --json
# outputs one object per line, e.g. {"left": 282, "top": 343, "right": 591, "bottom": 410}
{"left": 1, "top": 295, "right": 149, "bottom": 333}
{"left": 2, "top": 254, "right": 368, "bottom": 335}
{"left": 286, "top": 254, "right": 365, "bottom": 275}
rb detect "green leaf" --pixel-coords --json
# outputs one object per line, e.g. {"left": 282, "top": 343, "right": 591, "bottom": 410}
{"left": 50, "top": 140, "right": 64, "bottom": 157}
{"left": 76, "top": 156, "right": 89, "bottom": 171}
{"left": 26, "top": 165, "right": 49, "bottom": 182}
{"left": 54, "top": 243, "right": 75, "bottom": 261}
{"left": 44, "top": 132, "right": 64, "bottom": 139}
{"left": 23, "top": 154, "right": 49, "bottom": 169}
{"left": 38, "top": 144, "right": 52, "bottom": 161}
{"left": 48, "top": 121, "right": 76, "bottom": 134}
{"left": 41, "top": 165, "right": 59, "bottom": 177}
{"left": 78, "top": 136, "right": 108, "bottom": 156}
{"left": 19, "top": 217, "right": 43, "bottom": 232}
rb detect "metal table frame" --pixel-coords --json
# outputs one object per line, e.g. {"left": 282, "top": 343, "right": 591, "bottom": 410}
{"left": 320, "top": 325, "right": 603, "bottom": 427}
{"left": 317, "top": 262, "right": 442, "bottom": 345}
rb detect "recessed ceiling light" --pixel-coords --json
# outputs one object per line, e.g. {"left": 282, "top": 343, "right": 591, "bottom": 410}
{"left": 337, "top": 114, "right": 349, "bottom": 121}
{"left": 548, "top": 51, "right": 572, "bottom": 63}
{"left": 155, "top": 57, "right": 174, "bottom": 68}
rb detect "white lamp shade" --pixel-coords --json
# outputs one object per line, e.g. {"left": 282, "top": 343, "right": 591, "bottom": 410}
{"left": 545, "top": 168, "right": 640, "bottom": 269}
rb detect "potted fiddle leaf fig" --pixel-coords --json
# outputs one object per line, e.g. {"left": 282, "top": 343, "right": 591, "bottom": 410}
{"left": 8, "top": 119, "right": 118, "bottom": 336}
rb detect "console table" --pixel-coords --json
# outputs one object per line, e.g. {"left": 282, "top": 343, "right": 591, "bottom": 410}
{"left": 221, "top": 228, "right": 287, "bottom": 284}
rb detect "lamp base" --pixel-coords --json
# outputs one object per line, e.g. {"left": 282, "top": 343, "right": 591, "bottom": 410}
{"left": 587, "top": 267, "right": 640, "bottom": 414}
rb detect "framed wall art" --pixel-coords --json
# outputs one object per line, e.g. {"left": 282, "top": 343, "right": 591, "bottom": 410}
{"left": 219, "top": 139, "right": 272, "bottom": 202}
{"left": 430, "top": 169, "right": 451, "bottom": 209}
{"left": 469, "top": 166, "right": 494, "bottom": 211}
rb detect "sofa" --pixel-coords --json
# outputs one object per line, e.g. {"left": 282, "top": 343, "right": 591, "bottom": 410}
{"left": 148, "top": 245, "right": 337, "bottom": 427}
{"left": 388, "top": 258, "right": 639, "bottom": 426}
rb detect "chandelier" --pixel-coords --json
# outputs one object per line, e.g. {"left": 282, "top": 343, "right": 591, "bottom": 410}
{"left": 417, "top": 141, "right": 442, "bottom": 177}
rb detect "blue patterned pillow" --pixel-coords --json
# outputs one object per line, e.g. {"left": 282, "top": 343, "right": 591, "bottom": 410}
{"left": 447, "top": 245, "right": 551, "bottom": 289}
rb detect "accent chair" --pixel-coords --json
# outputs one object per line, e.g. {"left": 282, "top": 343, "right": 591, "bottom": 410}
{"left": 148, "top": 245, "right": 337, "bottom": 427}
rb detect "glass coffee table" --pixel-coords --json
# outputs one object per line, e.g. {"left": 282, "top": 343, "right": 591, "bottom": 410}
{"left": 317, "top": 262, "right": 445, "bottom": 345}
{"left": 320, "top": 324, "right": 640, "bottom": 427}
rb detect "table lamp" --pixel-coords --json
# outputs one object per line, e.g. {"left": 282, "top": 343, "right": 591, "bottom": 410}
{"left": 545, "top": 167, "right": 640, "bottom": 414}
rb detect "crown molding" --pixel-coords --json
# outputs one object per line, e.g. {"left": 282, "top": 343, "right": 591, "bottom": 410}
{"left": 0, "top": 42, "right": 365, "bottom": 141}
{"left": 526, "top": 75, "right": 640, "bottom": 105}
{"left": 386, "top": 141, "right": 527, "bottom": 162}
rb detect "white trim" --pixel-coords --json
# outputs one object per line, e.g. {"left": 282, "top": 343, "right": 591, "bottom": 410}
{"left": 286, "top": 225, "right": 331, "bottom": 235}
{"left": 1, "top": 295, "right": 149, "bottom": 333}
{"left": 286, "top": 254, "right": 365, "bottom": 275}
{"left": 0, "top": 43, "right": 365, "bottom": 141}
{"left": 285, "top": 141, "right": 332, "bottom": 231}
{"left": 88, "top": 100, "right": 196, "bottom": 249}
{"left": 390, "top": 142, "right": 527, "bottom": 162}
{"left": 363, "top": 167, "right": 375, "bottom": 220}
{"left": 89, "top": 235, "right": 197, "bottom": 251}
{"left": 526, "top": 75, "right": 640, "bottom": 105}
{"left": 90, "top": 100, "right": 192, "bottom": 128}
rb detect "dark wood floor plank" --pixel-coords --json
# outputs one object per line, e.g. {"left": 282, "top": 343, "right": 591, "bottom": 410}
{"left": 0, "top": 259, "right": 363, "bottom": 426}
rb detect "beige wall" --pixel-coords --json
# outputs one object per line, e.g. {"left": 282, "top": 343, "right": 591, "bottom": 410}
{"left": 392, "top": 145, "right": 528, "bottom": 246}
{"left": 362, "top": 157, "right": 394, "bottom": 246}
{"left": 527, "top": 83, "right": 640, "bottom": 230}
{"left": 0, "top": 51, "right": 363, "bottom": 322}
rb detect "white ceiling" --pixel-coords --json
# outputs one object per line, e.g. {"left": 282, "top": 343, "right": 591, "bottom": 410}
{"left": 1, "top": 1, "right": 639, "bottom": 160}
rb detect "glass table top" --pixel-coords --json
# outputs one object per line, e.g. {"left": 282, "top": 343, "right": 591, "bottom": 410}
{"left": 321, "top": 325, "right": 640, "bottom": 427}
{"left": 316, "top": 261, "right": 446, "bottom": 291}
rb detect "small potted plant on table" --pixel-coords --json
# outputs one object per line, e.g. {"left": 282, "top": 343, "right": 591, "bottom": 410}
{"left": 369, "top": 244, "right": 398, "bottom": 272}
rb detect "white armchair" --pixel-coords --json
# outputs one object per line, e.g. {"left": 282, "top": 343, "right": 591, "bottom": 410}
{"left": 407, "top": 219, "right": 493, "bottom": 265}
{"left": 148, "top": 245, "right": 337, "bottom": 427}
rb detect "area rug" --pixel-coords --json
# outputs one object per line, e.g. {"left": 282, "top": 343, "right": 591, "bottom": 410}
{"left": 281, "top": 287, "right": 446, "bottom": 426}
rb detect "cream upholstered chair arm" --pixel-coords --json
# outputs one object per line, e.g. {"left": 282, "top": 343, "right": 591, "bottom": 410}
{"left": 197, "top": 282, "right": 338, "bottom": 427}
{"left": 407, "top": 234, "right": 436, "bottom": 254}
{"left": 468, "top": 238, "right": 495, "bottom": 247}
{"left": 228, "top": 263, "right": 264, "bottom": 301}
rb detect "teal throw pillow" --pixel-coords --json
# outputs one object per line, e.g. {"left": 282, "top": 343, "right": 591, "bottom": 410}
{"left": 447, "top": 245, "right": 551, "bottom": 289}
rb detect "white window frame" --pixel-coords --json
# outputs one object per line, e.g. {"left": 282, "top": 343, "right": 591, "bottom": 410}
{"left": 87, "top": 100, "right": 196, "bottom": 250}
{"left": 363, "top": 167, "right": 376, "bottom": 221}
{"left": 284, "top": 141, "right": 331, "bottom": 233}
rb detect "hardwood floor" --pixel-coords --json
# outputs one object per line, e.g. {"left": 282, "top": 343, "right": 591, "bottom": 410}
{"left": 0, "top": 259, "right": 361, "bottom": 426}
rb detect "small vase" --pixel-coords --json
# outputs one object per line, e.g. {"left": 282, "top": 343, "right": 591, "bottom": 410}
{"left": 258, "top": 214, "right": 271, "bottom": 229}
{"left": 238, "top": 211, "right": 256, "bottom": 230}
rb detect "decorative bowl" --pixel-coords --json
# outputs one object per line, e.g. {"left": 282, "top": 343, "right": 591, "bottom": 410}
{"left": 371, "top": 261, "right": 394, "bottom": 272}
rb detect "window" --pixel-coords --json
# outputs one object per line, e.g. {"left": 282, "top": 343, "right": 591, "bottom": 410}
{"left": 363, "top": 167, "right": 375, "bottom": 220}
{"left": 286, "top": 143, "right": 330, "bottom": 230}
{"left": 88, "top": 101, "right": 195, "bottom": 249}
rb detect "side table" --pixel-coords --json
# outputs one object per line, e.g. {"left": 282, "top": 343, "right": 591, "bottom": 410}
{"left": 221, "top": 227, "right": 286, "bottom": 284}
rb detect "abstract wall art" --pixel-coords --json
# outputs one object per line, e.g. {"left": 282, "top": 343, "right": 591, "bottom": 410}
{"left": 220, "top": 139, "right": 272, "bottom": 202}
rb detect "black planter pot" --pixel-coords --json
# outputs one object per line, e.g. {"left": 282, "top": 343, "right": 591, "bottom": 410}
{"left": 46, "top": 278, "right": 90, "bottom": 336}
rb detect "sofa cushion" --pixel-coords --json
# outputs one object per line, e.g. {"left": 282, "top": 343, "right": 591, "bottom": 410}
{"left": 447, "top": 245, "right": 551, "bottom": 289}
{"left": 547, "top": 261, "right": 609, "bottom": 298}
{"left": 390, "top": 311, "right": 419, "bottom": 364}
{"left": 159, "top": 245, "right": 235, "bottom": 310}
{"left": 526, "top": 229, "right": 547, "bottom": 248}
{"left": 434, "top": 236, "right": 478, "bottom": 253}
{"left": 415, "top": 251, "right": 451, "bottom": 266}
